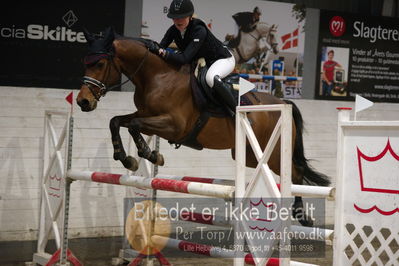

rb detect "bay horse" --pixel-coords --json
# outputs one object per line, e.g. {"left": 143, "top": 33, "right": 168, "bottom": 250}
{"left": 76, "top": 27, "right": 329, "bottom": 226}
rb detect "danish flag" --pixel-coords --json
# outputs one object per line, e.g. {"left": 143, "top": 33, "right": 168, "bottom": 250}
{"left": 281, "top": 28, "right": 299, "bottom": 50}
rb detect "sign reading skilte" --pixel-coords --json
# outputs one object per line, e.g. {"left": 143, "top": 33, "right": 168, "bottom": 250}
{"left": 0, "top": 1, "right": 125, "bottom": 89}
{"left": 316, "top": 10, "right": 399, "bottom": 103}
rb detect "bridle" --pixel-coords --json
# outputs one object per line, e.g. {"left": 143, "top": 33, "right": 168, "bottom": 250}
{"left": 235, "top": 23, "right": 278, "bottom": 63}
{"left": 82, "top": 48, "right": 149, "bottom": 101}
{"left": 248, "top": 23, "right": 278, "bottom": 52}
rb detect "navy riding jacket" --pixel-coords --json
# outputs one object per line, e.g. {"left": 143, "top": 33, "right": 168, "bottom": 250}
{"left": 160, "top": 18, "right": 231, "bottom": 66}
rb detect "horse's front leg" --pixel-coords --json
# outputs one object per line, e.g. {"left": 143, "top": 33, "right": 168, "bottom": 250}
{"left": 128, "top": 114, "right": 177, "bottom": 166}
{"left": 128, "top": 127, "right": 164, "bottom": 166}
{"left": 109, "top": 114, "right": 139, "bottom": 171}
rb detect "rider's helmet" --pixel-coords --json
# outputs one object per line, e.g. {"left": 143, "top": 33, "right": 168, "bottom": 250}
{"left": 253, "top": 6, "right": 262, "bottom": 15}
{"left": 167, "top": 0, "right": 194, "bottom": 19}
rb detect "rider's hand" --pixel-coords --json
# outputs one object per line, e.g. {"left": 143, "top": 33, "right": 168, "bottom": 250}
{"left": 159, "top": 48, "right": 167, "bottom": 58}
{"left": 148, "top": 41, "right": 161, "bottom": 54}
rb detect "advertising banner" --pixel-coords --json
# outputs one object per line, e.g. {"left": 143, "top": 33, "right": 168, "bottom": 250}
{"left": 0, "top": 1, "right": 125, "bottom": 89}
{"left": 317, "top": 10, "right": 399, "bottom": 102}
{"left": 142, "top": 0, "right": 305, "bottom": 98}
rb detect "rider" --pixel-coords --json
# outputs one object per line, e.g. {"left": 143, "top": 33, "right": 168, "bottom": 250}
{"left": 227, "top": 7, "right": 262, "bottom": 48}
{"left": 149, "top": 0, "right": 237, "bottom": 116}
{"left": 233, "top": 6, "right": 262, "bottom": 33}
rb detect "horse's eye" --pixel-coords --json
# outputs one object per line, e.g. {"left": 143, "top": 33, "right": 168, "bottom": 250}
{"left": 96, "top": 62, "right": 105, "bottom": 68}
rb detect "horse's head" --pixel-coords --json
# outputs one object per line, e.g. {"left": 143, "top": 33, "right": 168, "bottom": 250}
{"left": 77, "top": 27, "right": 121, "bottom": 112}
{"left": 256, "top": 23, "right": 279, "bottom": 54}
{"left": 268, "top": 24, "right": 279, "bottom": 54}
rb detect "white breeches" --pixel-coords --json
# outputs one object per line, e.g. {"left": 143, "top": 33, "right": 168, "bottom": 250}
{"left": 205, "top": 53, "right": 236, "bottom": 88}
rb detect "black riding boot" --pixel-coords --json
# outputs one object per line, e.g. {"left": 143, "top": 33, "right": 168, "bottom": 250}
{"left": 213, "top": 76, "right": 237, "bottom": 117}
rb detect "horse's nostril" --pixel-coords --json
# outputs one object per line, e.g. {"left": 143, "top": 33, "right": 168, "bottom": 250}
{"left": 78, "top": 99, "right": 90, "bottom": 108}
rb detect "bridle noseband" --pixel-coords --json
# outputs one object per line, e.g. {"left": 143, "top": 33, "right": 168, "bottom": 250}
{"left": 82, "top": 48, "right": 149, "bottom": 101}
{"left": 82, "top": 75, "right": 108, "bottom": 101}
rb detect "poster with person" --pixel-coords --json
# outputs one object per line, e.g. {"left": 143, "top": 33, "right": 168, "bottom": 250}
{"left": 317, "top": 10, "right": 399, "bottom": 102}
{"left": 142, "top": 0, "right": 305, "bottom": 98}
{"left": 319, "top": 47, "right": 349, "bottom": 97}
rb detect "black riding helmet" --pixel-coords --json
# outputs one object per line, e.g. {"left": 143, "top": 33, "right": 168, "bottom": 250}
{"left": 253, "top": 6, "right": 262, "bottom": 15}
{"left": 167, "top": 0, "right": 194, "bottom": 19}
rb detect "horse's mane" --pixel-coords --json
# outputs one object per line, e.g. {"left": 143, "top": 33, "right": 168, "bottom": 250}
{"left": 114, "top": 34, "right": 187, "bottom": 73}
{"left": 115, "top": 34, "right": 156, "bottom": 47}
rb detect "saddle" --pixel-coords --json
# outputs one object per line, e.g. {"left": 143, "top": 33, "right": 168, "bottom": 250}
{"left": 168, "top": 58, "right": 252, "bottom": 150}
{"left": 191, "top": 58, "right": 240, "bottom": 116}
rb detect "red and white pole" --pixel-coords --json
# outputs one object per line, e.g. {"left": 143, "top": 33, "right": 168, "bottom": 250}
{"left": 157, "top": 175, "right": 334, "bottom": 199}
{"left": 157, "top": 174, "right": 234, "bottom": 186}
{"left": 66, "top": 170, "right": 234, "bottom": 200}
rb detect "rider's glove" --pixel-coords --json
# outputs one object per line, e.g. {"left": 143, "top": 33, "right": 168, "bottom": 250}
{"left": 147, "top": 41, "right": 161, "bottom": 54}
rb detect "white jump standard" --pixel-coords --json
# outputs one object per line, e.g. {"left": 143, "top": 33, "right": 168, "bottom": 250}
{"left": 32, "top": 105, "right": 399, "bottom": 266}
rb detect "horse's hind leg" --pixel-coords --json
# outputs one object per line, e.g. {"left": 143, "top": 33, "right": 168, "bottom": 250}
{"left": 291, "top": 168, "right": 314, "bottom": 227}
{"left": 109, "top": 114, "right": 138, "bottom": 171}
{"left": 292, "top": 197, "right": 313, "bottom": 227}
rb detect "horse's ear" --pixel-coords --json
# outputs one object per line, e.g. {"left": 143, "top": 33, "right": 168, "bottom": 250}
{"left": 83, "top": 27, "right": 95, "bottom": 44}
{"left": 103, "top": 27, "right": 115, "bottom": 47}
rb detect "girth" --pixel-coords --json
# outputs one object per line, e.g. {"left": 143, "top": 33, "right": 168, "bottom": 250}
{"left": 168, "top": 111, "right": 211, "bottom": 150}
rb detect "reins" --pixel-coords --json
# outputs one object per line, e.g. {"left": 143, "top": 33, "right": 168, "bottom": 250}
{"left": 82, "top": 47, "right": 149, "bottom": 101}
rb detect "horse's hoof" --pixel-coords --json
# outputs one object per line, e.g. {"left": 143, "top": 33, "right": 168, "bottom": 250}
{"left": 122, "top": 156, "right": 139, "bottom": 171}
{"left": 152, "top": 151, "right": 164, "bottom": 166}
{"left": 298, "top": 217, "right": 314, "bottom": 227}
{"left": 295, "top": 213, "right": 314, "bottom": 227}
{"left": 292, "top": 205, "right": 314, "bottom": 227}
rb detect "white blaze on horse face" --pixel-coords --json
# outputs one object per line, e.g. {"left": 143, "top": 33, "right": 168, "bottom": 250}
{"left": 77, "top": 84, "right": 98, "bottom": 111}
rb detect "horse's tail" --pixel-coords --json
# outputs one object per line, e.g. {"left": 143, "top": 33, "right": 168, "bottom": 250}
{"left": 284, "top": 100, "right": 330, "bottom": 186}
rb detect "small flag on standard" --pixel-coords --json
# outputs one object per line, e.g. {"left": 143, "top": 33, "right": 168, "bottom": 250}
{"left": 65, "top": 91, "right": 74, "bottom": 114}
{"left": 238, "top": 77, "right": 255, "bottom": 97}
{"left": 65, "top": 91, "right": 73, "bottom": 105}
{"left": 355, "top": 94, "right": 373, "bottom": 113}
